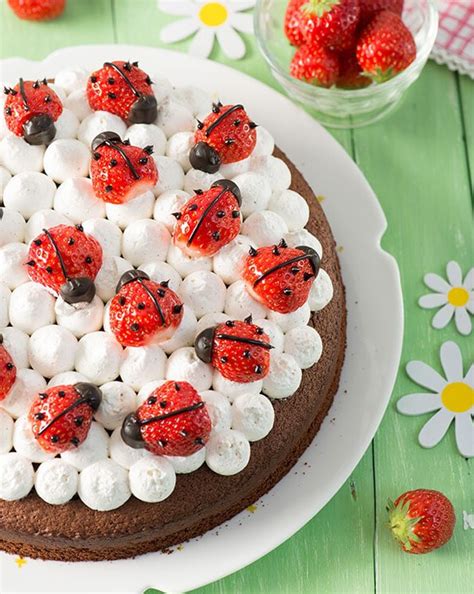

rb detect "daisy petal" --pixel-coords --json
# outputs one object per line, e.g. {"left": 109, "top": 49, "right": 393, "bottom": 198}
{"left": 397, "top": 393, "right": 442, "bottom": 415}
{"left": 464, "top": 364, "right": 474, "bottom": 387}
{"left": 463, "top": 267, "right": 474, "bottom": 291}
{"left": 418, "top": 408, "right": 454, "bottom": 448}
{"left": 216, "top": 25, "right": 246, "bottom": 59}
{"left": 406, "top": 360, "right": 446, "bottom": 393}
{"left": 188, "top": 27, "right": 215, "bottom": 58}
{"left": 158, "top": 0, "right": 197, "bottom": 16}
{"left": 229, "top": 0, "right": 256, "bottom": 10}
{"left": 454, "top": 414, "right": 474, "bottom": 457}
{"left": 446, "top": 261, "right": 463, "bottom": 287}
{"left": 466, "top": 297, "right": 474, "bottom": 314}
{"left": 160, "top": 18, "right": 199, "bottom": 43}
{"left": 432, "top": 303, "right": 455, "bottom": 329}
{"left": 419, "top": 293, "right": 448, "bottom": 309}
{"left": 230, "top": 12, "right": 254, "bottom": 34}
{"left": 440, "top": 341, "right": 464, "bottom": 382}
{"left": 424, "top": 272, "right": 450, "bottom": 294}
{"left": 455, "top": 307, "right": 472, "bottom": 336}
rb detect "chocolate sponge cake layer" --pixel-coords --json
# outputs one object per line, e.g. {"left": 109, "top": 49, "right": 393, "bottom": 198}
{"left": 0, "top": 149, "right": 346, "bottom": 562}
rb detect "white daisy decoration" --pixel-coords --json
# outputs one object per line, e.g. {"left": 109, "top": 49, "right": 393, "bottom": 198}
{"left": 419, "top": 261, "right": 474, "bottom": 336}
{"left": 397, "top": 341, "right": 474, "bottom": 458}
{"left": 158, "top": 0, "right": 255, "bottom": 60}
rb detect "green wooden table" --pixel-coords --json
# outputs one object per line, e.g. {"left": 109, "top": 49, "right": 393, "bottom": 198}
{"left": 1, "top": 1, "right": 472, "bottom": 593}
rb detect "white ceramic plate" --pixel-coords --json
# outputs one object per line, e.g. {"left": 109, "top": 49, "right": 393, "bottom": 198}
{"left": 0, "top": 45, "right": 403, "bottom": 594}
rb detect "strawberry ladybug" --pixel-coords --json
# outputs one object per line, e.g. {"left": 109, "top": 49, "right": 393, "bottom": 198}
{"left": 242, "top": 239, "right": 320, "bottom": 314}
{"left": 4, "top": 78, "right": 63, "bottom": 145}
{"left": 25, "top": 224, "right": 103, "bottom": 304}
{"left": 108, "top": 270, "right": 184, "bottom": 347}
{"left": 121, "top": 380, "right": 211, "bottom": 457}
{"left": 189, "top": 102, "right": 257, "bottom": 173}
{"left": 90, "top": 132, "right": 158, "bottom": 204}
{"left": 87, "top": 60, "right": 157, "bottom": 124}
{"left": 173, "top": 179, "right": 242, "bottom": 257}
{"left": 195, "top": 317, "right": 273, "bottom": 383}
{"left": 0, "top": 334, "right": 16, "bottom": 402}
{"left": 29, "top": 383, "right": 102, "bottom": 454}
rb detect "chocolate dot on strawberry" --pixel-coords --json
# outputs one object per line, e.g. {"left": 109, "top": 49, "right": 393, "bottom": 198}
{"left": 90, "top": 131, "right": 158, "bottom": 204}
{"left": 189, "top": 103, "right": 257, "bottom": 173}
{"left": 4, "top": 78, "right": 63, "bottom": 145}
{"left": 195, "top": 319, "right": 273, "bottom": 383}
{"left": 0, "top": 333, "right": 16, "bottom": 402}
{"left": 86, "top": 61, "right": 157, "bottom": 124}
{"left": 29, "top": 383, "right": 102, "bottom": 454}
{"left": 242, "top": 242, "right": 320, "bottom": 313}
{"left": 25, "top": 224, "right": 103, "bottom": 304}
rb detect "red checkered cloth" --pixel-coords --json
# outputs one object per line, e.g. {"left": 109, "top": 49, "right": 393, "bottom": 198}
{"left": 431, "top": 0, "right": 474, "bottom": 78}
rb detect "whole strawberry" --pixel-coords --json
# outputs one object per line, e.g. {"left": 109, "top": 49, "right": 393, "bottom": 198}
{"left": 4, "top": 78, "right": 63, "bottom": 145}
{"left": 195, "top": 317, "right": 273, "bottom": 383}
{"left": 0, "top": 334, "right": 16, "bottom": 402}
{"left": 336, "top": 51, "right": 371, "bottom": 88}
{"left": 26, "top": 224, "right": 103, "bottom": 303}
{"left": 290, "top": 42, "right": 340, "bottom": 88}
{"left": 359, "top": 0, "right": 403, "bottom": 25}
{"left": 388, "top": 489, "right": 456, "bottom": 554}
{"left": 356, "top": 10, "right": 416, "bottom": 82}
{"left": 284, "top": 0, "right": 307, "bottom": 46}
{"left": 242, "top": 240, "right": 320, "bottom": 313}
{"left": 87, "top": 60, "right": 157, "bottom": 124}
{"left": 121, "top": 381, "right": 211, "bottom": 457}
{"left": 189, "top": 103, "right": 257, "bottom": 173}
{"left": 300, "top": 0, "right": 361, "bottom": 52}
{"left": 7, "top": 0, "right": 65, "bottom": 21}
{"left": 29, "top": 383, "right": 102, "bottom": 454}
{"left": 173, "top": 180, "right": 242, "bottom": 257}
{"left": 90, "top": 132, "right": 158, "bottom": 204}
{"left": 109, "top": 270, "right": 184, "bottom": 347}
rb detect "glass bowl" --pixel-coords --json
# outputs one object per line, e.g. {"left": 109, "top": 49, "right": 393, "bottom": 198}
{"left": 254, "top": 0, "right": 438, "bottom": 128}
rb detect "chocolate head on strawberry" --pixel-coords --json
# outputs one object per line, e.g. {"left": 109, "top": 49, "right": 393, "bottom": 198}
{"left": 0, "top": 334, "right": 16, "bottom": 402}
{"left": 121, "top": 381, "right": 211, "bottom": 457}
{"left": 109, "top": 270, "right": 184, "bottom": 347}
{"left": 242, "top": 240, "right": 320, "bottom": 313}
{"left": 4, "top": 78, "right": 63, "bottom": 145}
{"left": 90, "top": 132, "right": 158, "bottom": 204}
{"left": 25, "top": 224, "right": 103, "bottom": 304}
{"left": 195, "top": 317, "right": 273, "bottom": 383}
{"left": 87, "top": 60, "right": 158, "bottom": 124}
{"left": 189, "top": 103, "right": 257, "bottom": 173}
{"left": 29, "top": 383, "right": 102, "bottom": 454}
{"left": 173, "top": 179, "right": 242, "bottom": 257}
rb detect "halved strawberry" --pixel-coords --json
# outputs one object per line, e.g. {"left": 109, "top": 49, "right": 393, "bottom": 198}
{"left": 121, "top": 380, "right": 211, "bottom": 457}
{"left": 173, "top": 179, "right": 242, "bottom": 257}
{"left": 242, "top": 240, "right": 320, "bottom": 313}
{"left": 195, "top": 317, "right": 272, "bottom": 382}
{"left": 4, "top": 78, "right": 63, "bottom": 145}
{"left": 189, "top": 103, "right": 257, "bottom": 173}
{"left": 108, "top": 270, "right": 184, "bottom": 347}
{"left": 0, "top": 334, "right": 16, "bottom": 402}
{"left": 25, "top": 224, "right": 103, "bottom": 304}
{"left": 29, "top": 383, "right": 102, "bottom": 454}
{"left": 86, "top": 60, "right": 157, "bottom": 124}
{"left": 90, "top": 132, "right": 158, "bottom": 204}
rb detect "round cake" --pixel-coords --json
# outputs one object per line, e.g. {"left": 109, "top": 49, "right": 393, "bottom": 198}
{"left": 0, "top": 62, "right": 345, "bottom": 562}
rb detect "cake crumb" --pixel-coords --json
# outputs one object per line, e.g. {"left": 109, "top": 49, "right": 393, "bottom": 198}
{"left": 247, "top": 504, "right": 257, "bottom": 513}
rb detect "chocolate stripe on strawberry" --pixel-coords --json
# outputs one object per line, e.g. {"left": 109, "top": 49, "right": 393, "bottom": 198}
{"left": 205, "top": 104, "right": 243, "bottom": 136}
{"left": 93, "top": 133, "right": 140, "bottom": 180}
{"left": 138, "top": 401, "right": 204, "bottom": 426}
{"left": 42, "top": 227, "right": 69, "bottom": 281}
{"left": 103, "top": 62, "right": 141, "bottom": 97}
{"left": 18, "top": 78, "right": 29, "bottom": 110}
{"left": 186, "top": 185, "right": 228, "bottom": 246}
{"left": 136, "top": 277, "right": 166, "bottom": 325}
{"left": 252, "top": 252, "right": 317, "bottom": 287}
{"left": 215, "top": 333, "right": 273, "bottom": 350}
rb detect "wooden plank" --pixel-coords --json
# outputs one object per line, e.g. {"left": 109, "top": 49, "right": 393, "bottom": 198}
{"left": 458, "top": 75, "right": 474, "bottom": 193}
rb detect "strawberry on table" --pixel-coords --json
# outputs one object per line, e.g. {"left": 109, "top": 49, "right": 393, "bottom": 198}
{"left": 195, "top": 317, "right": 273, "bottom": 383}
{"left": 86, "top": 60, "right": 157, "bottom": 124}
{"left": 189, "top": 103, "right": 257, "bottom": 173}
{"left": 7, "top": 0, "right": 65, "bottom": 21}
{"left": 388, "top": 489, "right": 456, "bottom": 554}
{"left": 121, "top": 380, "right": 212, "bottom": 457}
{"left": 242, "top": 240, "right": 320, "bottom": 314}
{"left": 359, "top": 0, "right": 403, "bottom": 25}
{"left": 0, "top": 334, "right": 16, "bottom": 402}
{"left": 90, "top": 132, "right": 158, "bottom": 204}
{"left": 290, "top": 42, "right": 340, "bottom": 88}
{"left": 173, "top": 179, "right": 242, "bottom": 257}
{"left": 284, "top": 0, "right": 307, "bottom": 46}
{"left": 300, "top": 0, "right": 361, "bottom": 52}
{"left": 25, "top": 224, "right": 103, "bottom": 304}
{"left": 109, "top": 270, "right": 184, "bottom": 347}
{"left": 29, "top": 383, "right": 102, "bottom": 454}
{"left": 4, "top": 78, "right": 63, "bottom": 145}
{"left": 356, "top": 10, "right": 416, "bottom": 82}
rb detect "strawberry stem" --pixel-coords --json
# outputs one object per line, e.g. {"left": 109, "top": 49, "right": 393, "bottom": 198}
{"left": 303, "top": 0, "right": 340, "bottom": 18}
{"left": 387, "top": 498, "right": 421, "bottom": 550}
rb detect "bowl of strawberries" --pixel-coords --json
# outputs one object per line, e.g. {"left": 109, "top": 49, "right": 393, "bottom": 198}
{"left": 255, "top": 0, "right": 438, "bottom": 127}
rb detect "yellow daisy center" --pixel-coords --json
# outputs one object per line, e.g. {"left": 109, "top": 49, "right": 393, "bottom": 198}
{"left": 447, "top": 287, "right": 469, "bottom": 307}
{"left": 199, "top": 2, "right": 228, "bottom": 27}
{"left": 441, "top": 382, "right": 474, "bottom": 413}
